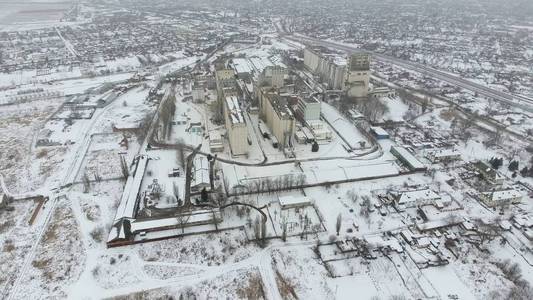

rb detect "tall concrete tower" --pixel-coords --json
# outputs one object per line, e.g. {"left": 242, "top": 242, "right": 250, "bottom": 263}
{"left": 344, "top": 53, "right": 370, "bottom": 98}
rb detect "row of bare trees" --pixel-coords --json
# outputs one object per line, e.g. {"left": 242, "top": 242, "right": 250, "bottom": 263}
{"left": 253, "top": 215, "right": 267, "bottom": 247}
{"left": 354, "top": 98, "right": 390, "bottom": 123}
{"left": 236, "top": 174, "right": 307, "bottom": 196}
{"left": 158, "top": 94, "right": 177, "bottom": 140}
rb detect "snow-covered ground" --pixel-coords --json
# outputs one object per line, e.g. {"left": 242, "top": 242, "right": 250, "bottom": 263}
{"left": 1, "top": 13, "right": 533, "bottom": 299}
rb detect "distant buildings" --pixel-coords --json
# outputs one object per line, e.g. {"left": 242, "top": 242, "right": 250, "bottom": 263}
{"left": 369, "top": 87, "right": 395, "bottom": 99}
{"left": 303, "top": 47, "right": 370, "bottom": 98}
{"left": 303, "top": 47, "right": 346, "bottom": 90}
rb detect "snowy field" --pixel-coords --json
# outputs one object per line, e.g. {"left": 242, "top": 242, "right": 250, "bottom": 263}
{"left": 1, "top": 11, "right": 533, "bottom": 299}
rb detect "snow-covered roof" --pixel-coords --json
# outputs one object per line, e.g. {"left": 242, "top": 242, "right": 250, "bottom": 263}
{"left": 371, "top": 126, "right": 389, "bottom": 136}
{"left": 391, "top": 146, "right": 426, "bottom": 170}
{"left": 249, "top": 56, "right": 274, "bottom": 73}
{"left": 397, "top": 189, "right": 440, "bottom": 205}
{"left": 131, "top": 210, "right": 218, "bottom": 232}
{"left": 430, "top": 148, "right": 461, "bottom": 158}
{"left": 113, "top": 155, "right": 148, "bottom": 222}
{"left": 208, "top": 131, "right": 222, "bottom": 142}
{"left": 278, "top": 195, "right": 312, "bottom": 208}
{"left": 416, "top": 217, "right": 462, "bottom": 231}
{"left": 365, "top": 235, "right": 403, "bottom": 252}
{"left": 482, "top": 189, "right": 523, "bottom": 202}
{"left": 193, "top": 156, "right": 209, "bottom": 171}
{"left": 225, "top": 96, "right": 245, "bottom": 124}
{"left": 193, "top": 156, "right": 210, "bottom": 187}
{"left": 232, "top": 58, "right": 252, "bottom": 75}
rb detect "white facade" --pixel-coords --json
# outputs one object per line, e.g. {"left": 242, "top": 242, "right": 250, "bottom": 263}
{"left": 345, "top": 53, "right": 370, "bottom": 98}
{"left": 260, "top": 66, "right": 287, "bottom": 88}
{"left": 296, "top": 96, "right": 321, "bottom": 122}
{"left": 480, "top": 189, "right": 522, "bottom": 207}
{"left": 393, "top": 189, "right": 441, "bottom": 208}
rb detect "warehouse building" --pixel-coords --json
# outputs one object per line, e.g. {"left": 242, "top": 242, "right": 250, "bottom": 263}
{"left": 390, "top": 146, "right": 427, "bottom": 171}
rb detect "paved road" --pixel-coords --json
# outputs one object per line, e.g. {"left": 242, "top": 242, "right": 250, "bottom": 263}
{"left": 284, "top": 35, "right": 533, "bottom": 113}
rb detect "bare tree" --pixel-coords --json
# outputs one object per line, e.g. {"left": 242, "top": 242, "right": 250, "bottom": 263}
{"left": 261, "top": 216, "right": 267, "bottom": 246}
{"left": 176, "top": 212, "right": 191, "bottom": 233}
{"left": 474, "top": 218, "right": 502, "bottom": 244}
{"left": 360, "top": 196, "right": 372, "bottom": 220}
{"left": 254, "top": 216, "right": 261, "bottom": 241}
{"left": 336, "top": 213, "right": 342, "bottom": 236}
{"left": 211, "top": 208, "right": 219, "bottom": 232}
{"left": 281, "top": 218, "right": 288, "bottom": 242}
{"left": 176, "top": 138, "right": 186, "bottom": 167}
{"left": 119, "top": 155, "right": 129, "bottom": 179}
{"left": 137, "top": 112, "right": 154, "bottom": 144}
{"left": 82, "top": 172, "right": 91, "bottom": 193}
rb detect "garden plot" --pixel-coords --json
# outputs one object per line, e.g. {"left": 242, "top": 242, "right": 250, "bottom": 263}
{"left": 270, "top": 247, "right": 334, "bottom": 299}
{"left": 328, "top": 274, "right": 379, "bottom": 300}
{"left": 0, "top": 200, "right": 37, "bottom": 298}
{"left": 94, "top": 87, "right": 154, "bottom": 134}
{"left": 422, "top": 265, "right": 476, "bottom": 300}
{"left": 76, "top": 133, "right": 140, "bottom": 182}
{"left": 453, "top": 261, "right": 513, "bottom": 299}
{"left": 266, "top": 201, "right": 324, "bottom": 238}
{"left": 16, "top": 200, "right": 86, "bottom": 299}
{"left": 143, "top": 264, "right": 201, "bottom": 280}
{"left": 52, "top": 106, "right": 96, "bottom": 120}
{"left": 91, "top": 253, "right": 146, "bottom": 289}
{"left": 35, "top": 145, "right": 68, "bottom": 182}
{"left": 0, "top": 99, "right": 69, "bottom": 193}
{"left": 135, "top": 229, "right": 260, "bottom": 266}
{"left": 325, "top": 257, "right": 367, "bottom": 277}
{"left": 80, "top": 180, "right": 126, "bottom": 224}
{"left": 366, "top": 256, "right": 412, "bottom": 299}
{"left": 109, "top": 267, "right": 265, "bottom": 300}
{"left": 78, "top": 149, "right": 125, "bottom": 181}
{"left": 43, "top": 117, "right": 95, "bottom": 145}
